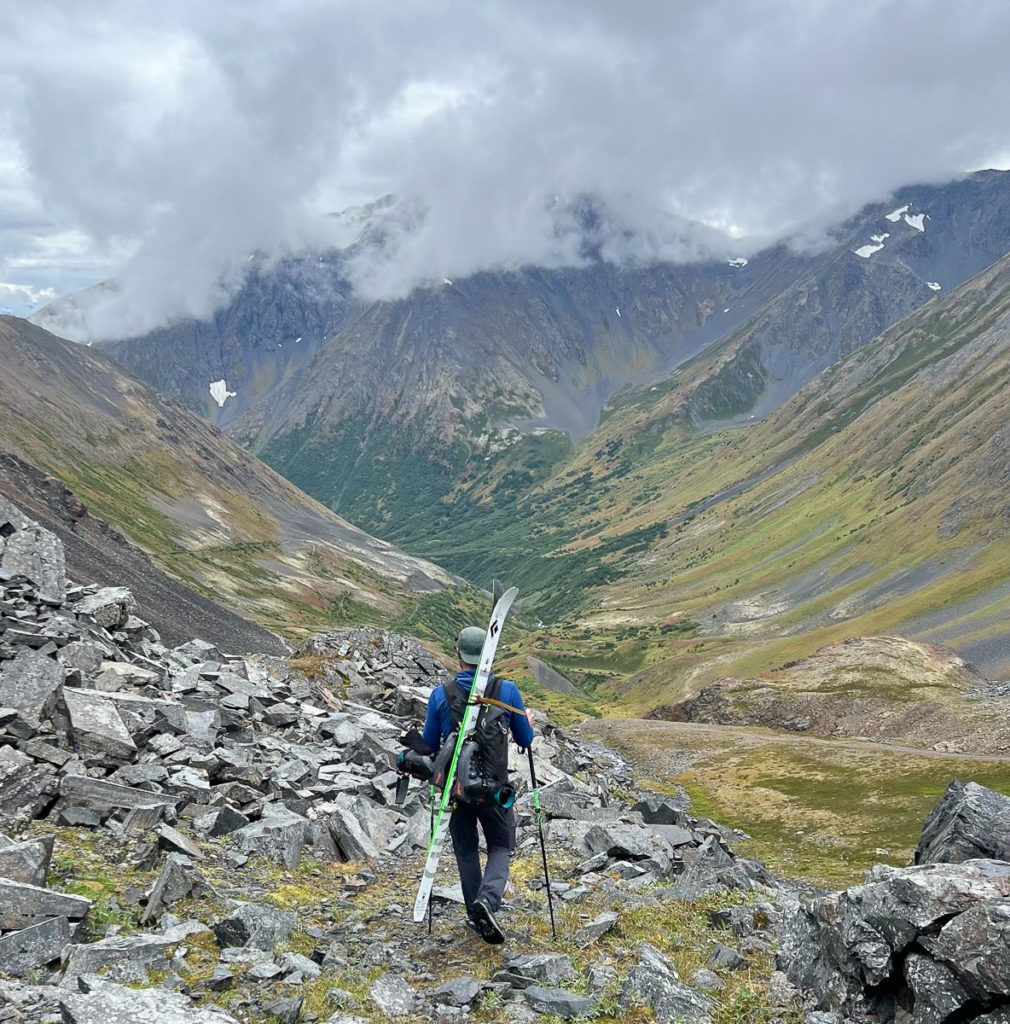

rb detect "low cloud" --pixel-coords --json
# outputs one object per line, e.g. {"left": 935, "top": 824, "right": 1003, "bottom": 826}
{"left": 4, "top": 0, "right": 1010, "bottom": 339}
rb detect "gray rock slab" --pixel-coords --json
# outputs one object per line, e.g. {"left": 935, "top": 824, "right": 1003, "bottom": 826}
{"left": 522, "top": 986, "right": 595, "bottom": 1019}
{"left": 634, "top": 795, "right": 690, "bottom": 825}
{"left": 0, "top": 834, "right": 53, "bottom": 885}
{"left": 0, "top": 745, "right": 57, "bottom": 819}
{"left": 59, "top": 975, "right": 240, "bottom": 1023}
{"left": 59, "top": 774, "right": 176, "bottom": 812}
{"left": 0, "top": 878, "right": 91, "bottom": 930}
{"left": 0, "top": 647, "right": 63, "bottom": 725}
{"left": 0, "top": 914, "right": 70, "bottom": 976}
{"left": 574, "top": 910, "right": 619, "bottom": 945}
{"left": 504, "top": 953, "right": 577, "bottom": 986}
{"left": 708, "top": 943, "right": 746, "bottom": 971}
{"left": 927, "top": 899, "right": 1010, "bottom": 995}
{"left": 141, "top": 853, "right": 208, "bottom": 925}
{"left": 63, "top": 688, "right": 137, "bottom": 760}
{"left": 62, "top": 930, "right": 182, "bottom": 984}
{"left": 325, "top": 803, "right": 379, "bottom": 862}
{"left": 157, "top": 823, "right": 204, "bottom": 859}
{"left": 433, "top": 977, "right": 482, "bottom": 1007}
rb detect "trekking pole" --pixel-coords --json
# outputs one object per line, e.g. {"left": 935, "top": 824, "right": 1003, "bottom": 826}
{"left": 428, "top": 783, "right": 435, "bottom": 934}
{"left": 526, "top": 744, "right": 556, "bottom": 939}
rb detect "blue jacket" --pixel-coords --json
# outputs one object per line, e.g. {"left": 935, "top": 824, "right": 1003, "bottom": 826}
{"left": 423, "top": 669, "right": 534, "bottom": 753}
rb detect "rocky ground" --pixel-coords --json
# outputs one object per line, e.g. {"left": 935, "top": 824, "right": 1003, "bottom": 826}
{"left": 3, "top": 496, "right": 1010, "bottom": 1024}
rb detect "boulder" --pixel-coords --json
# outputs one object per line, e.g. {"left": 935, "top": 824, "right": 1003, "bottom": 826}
{"left": 916, "top": 781, "right": 1010, "bottom": 865}
{"left": 62, "top": 926, "right": 205, "bottom": 984}
{"left": 368, "top": 975, "right": 415, "bottom": 1017}
{"left": 212, "top": 902, "right": 296, "bottom": 951}
{"left": 0, "top": 499, "right": 66, "bottom": 603}
{"left": 75, "top": 588, "right": 136, "bottom": 630}
{"left": 58, "top": 774, "right": 176, "bottom": 813}
{"left": 574, "top": 910, "right": 619, "bottom": 945}
{"left": 779, "top": 860, "right": 1010, "bottom": 1020}
{"left": 0, "top": 647, "right": 63, "bottom": 726}
{"left": 326, "top": 804, "right": 379, "bottom": 862}
{"left": 619, "top": 943, "right": 713, "bottom": 1023}
{"left": 63, "top": 688, "right": 137, "bottom": 761}
{"left": 230, "top": 807, "right": 309, "bottom": 870}
{"left": 141, "top": 854, "right": 209, "bottom": 924}
{"left": 432, "top": 977, "right": 482, "bottom": 1007}
{"left": 504, "top": 953, "right": 577, "bottom": 986}
{"left": 0, "top": 745, "right": 57, "bottom": 820}
{"left": 0, "top": 877, "right": 91, "bottom": 930}
{"left": 0, "top": 834, "right": 53, "bottom": 885}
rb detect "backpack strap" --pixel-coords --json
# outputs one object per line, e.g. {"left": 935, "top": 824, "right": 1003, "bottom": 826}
{"left": 473, "top": 694, "right": 526, "bottom": 715}
{"left": 443, "top": 682, "right": 469, "bottom": 731}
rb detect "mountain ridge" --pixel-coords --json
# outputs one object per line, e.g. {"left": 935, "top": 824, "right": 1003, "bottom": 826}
{"left": 0, "top": 315, "right": 465, "bottom": 643}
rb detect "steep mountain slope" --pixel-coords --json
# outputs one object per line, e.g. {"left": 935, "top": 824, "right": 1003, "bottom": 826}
{"left": 0, "top": 316, "right": 461, "bottom": 640}
{"left": 61, "top": 174, "right": 1010, "bottom": 610}
{"left": 0, "top": 450, "right": 286, "bottom": 653}
{"left": 563, "top": 246, "right": 1010, "bottom": 702}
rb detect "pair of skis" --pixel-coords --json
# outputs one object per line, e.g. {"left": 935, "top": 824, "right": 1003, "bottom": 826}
{"left": 411, "top": 580, "right": 556, "bottom": 938}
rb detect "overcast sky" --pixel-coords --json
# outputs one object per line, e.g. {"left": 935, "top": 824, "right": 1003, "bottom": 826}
{"left": 3, "top": 0, "right": 1010, "bottom": 337}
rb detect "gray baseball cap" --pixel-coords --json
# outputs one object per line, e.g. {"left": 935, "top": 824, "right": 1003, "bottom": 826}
{"left": 456, "top": 626, "right": 486, "bottom": 665}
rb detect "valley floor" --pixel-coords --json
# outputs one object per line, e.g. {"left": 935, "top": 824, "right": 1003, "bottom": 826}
{"left": 581, "top": 718, "right": 1010, "bottom": 887}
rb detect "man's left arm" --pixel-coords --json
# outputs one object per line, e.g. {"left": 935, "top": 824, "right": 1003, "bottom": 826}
{"left": 504, "top": 681, "right": 535, "bottom": 748}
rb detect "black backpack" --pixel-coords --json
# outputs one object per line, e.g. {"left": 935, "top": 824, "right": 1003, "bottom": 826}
{"left": 443, "top": 675, "right": 513, "bottom": 806}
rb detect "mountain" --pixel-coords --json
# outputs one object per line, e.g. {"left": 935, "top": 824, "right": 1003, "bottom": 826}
{"left": 0, "top": 449, "right": 286, "bottom": 653}
{"left": 0, "top": 315, "right": 464, "bottom": 643}
{"left": 556, "top": 242, "right": 1010, "bottom": 705}
{"left": 64, "top": 173, "right": 1010, "bottom": 597}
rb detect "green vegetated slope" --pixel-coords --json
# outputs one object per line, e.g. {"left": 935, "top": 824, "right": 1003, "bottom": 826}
{"left": 583, "top": 249, "right": 1010, "bottom": 707}
{"left": 0, "top": 316, "right": 471, "bottom": 642}
{"left": 587, "top": 718, "right": 1010, "bottom": 887}
{"left": 275, "top": 246, "right": 1010, "bottom": 712}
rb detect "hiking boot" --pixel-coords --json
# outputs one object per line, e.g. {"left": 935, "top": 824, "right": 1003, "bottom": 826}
{"left": 472, "top": 898, "right": 506, "bottom": 945}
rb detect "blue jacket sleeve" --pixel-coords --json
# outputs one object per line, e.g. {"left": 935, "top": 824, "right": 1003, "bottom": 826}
{"left": 422, "top": 689, "right": 443, "bottom": 753}
{"left": 503, "top": 681, "right": 534, "bottom": 748}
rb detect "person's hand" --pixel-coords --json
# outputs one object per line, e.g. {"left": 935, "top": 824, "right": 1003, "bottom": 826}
{"left": 526, "top": 709, "right": 536, "bottom": 729}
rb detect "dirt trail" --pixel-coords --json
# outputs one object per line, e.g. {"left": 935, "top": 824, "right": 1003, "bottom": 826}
{"left": 582, "top": 718, "right": 1010, "bottom": 764}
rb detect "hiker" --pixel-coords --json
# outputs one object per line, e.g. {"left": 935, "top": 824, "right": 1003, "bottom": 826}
{"left": 421, "top": 624, "right": 535, "bottom": 944}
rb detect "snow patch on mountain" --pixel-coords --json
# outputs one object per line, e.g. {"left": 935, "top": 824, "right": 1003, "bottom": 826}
{"left": 927, "top": 281, "right": 941, "bottom": 291}
{"left": 905, "top": 212, "right": 926, "bottom": 232}
{"left": 728, "top": 257, "right": 749, "bottom": 268}
{"left": 854, "top": 243, "right": 885, "bottom": 258}
{"left": 886, "top": 204, "right": 910, "bottom": 222}
{"left": 870, "top": 233, "right": 890, "bottom": 244}
{"left": 209, "top": 379, "right": 237, "bottom": 407}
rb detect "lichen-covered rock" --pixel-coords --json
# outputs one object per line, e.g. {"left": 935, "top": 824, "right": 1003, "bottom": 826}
{"left": 59, "top": 975, "right": 240, "bottom": 1023}
{"left": 212, "top": 902, "right": 296, "bottom": 952}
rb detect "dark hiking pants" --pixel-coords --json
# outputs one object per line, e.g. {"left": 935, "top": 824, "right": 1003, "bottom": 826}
{"left": 449, "top": 801, "right": 516, "bottom": 915}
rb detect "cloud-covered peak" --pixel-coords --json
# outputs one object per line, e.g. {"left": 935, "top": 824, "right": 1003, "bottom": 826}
{"left": 5, "top": 0, "right": 1010, "bottom": 339}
